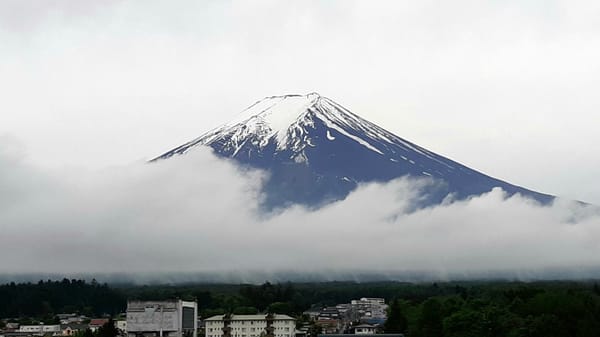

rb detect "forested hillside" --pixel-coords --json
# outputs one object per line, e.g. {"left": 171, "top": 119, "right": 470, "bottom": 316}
{"left": 0, "top": 279, "right": 125, "bottom": 319}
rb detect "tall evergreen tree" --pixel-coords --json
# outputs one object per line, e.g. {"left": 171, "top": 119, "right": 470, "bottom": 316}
{"left": 384, "top": 299, "right": 408, "bottom": 333}
{"left": 419, "top": 298, "right": 444, "bottom": 337}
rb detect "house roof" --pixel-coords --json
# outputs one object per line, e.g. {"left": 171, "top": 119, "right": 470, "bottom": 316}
{"left": 303, "top": 306, "right": 322, "bottom": 314}
{"left": 60, "top": 324, "right": 89, "bottom": 330}
{"left": 89, "top": 319, "right": 109, "bottom": 327}
{"left": 315, "top": 319, "right": 339, "bottom": 325}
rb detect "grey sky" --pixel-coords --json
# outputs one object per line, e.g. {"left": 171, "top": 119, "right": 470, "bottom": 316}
{"left": 1, "top": 0, "right": 600, "bottom": 206}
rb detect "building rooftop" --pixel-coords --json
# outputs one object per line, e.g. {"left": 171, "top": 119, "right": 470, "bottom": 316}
{"left": 204, "top": 314, "right": 295, "bottom": 321}
{"left": 354, "top": 324, "right": 376, "bottom": 329}
{"left": 89, "top": 319, "right": 109, "bottom": 327}
{"left": 60, "top": 324, "right": 89, "bottom": 330}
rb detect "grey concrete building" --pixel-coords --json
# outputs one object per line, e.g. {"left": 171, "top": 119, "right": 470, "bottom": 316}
{"left": 126, "top": 300, "right": 198, "bottom": 337}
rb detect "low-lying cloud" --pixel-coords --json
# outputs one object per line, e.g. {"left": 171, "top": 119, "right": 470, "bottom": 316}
{"left": 1, "top": 137, "right": 599, "bottom": 282}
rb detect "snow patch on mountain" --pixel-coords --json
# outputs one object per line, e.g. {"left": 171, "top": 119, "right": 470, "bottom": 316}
{"left": 160, "top": 92, "right": 409, "bottom": 159}
{"left": 224, "top": 93, "right": 319, "bottom": 147}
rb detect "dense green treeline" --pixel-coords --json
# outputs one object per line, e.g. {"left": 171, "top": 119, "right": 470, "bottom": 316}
{"left": 3, "top": 280, "right": 600, "bottom": 336}
{"left": 388, "top": 285, "right": 600, "bottom": 337}
{"left": 0, "top": 279, "right": 125, "bottom": 319}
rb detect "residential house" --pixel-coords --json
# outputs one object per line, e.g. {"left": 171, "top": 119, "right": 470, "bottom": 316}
{"left": 61, "top": 324, "right": 89, "bottom": 336}
{"left": 89, "top": 319, "right": 109, "bottom": 332}
{"left": 353, "top": 325, "right": 376, "bottom": 335}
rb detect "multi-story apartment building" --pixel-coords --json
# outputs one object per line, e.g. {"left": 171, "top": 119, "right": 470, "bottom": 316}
{"left": 204, "top": 315, "right": 295, "bottom": 337}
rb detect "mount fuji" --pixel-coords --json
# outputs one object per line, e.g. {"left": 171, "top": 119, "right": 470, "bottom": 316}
{"left": 152, "top": 93, "right": 553, "bottom": 208}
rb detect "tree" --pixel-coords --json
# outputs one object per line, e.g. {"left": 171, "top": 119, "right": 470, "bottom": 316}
{"left": 419, "top": 298, "right": 444, "bottom": 337}
{"left": 442, "top": 309, "right": 482, "bottom": 337}
{"left": 97, "top": 319, "right": 119, "bottom": 337}
{"left": 384, "top": 299, "right": 408, "bottom": 333}
{"left": 307, "top": 323, "right": 322, "bottom": 337}
{"left": 268, "top": 302, "right": 293, "bottom": 315}
{"left": 74, "top": 329, "right": 95, "bottom": 337}
{"left": 233, "top": 307, "right": 258, "bottom": 314}
{"left": 525, "top": 314, "right": 569, "bottom": 337}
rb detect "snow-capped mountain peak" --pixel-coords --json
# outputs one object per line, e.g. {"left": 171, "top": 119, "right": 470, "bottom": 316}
{"left": 153, "top": 93, "right": 554, "bottom": 209}
{"left": 158, "top": 92, "right": 397, "bottom": 158}
{"left": 221, "top": 93, "right": 323, "bottom": 151}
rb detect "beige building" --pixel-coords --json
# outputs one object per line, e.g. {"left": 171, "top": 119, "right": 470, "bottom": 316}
{"left": 204, "top": 315, "right": 295, "bottom": 337}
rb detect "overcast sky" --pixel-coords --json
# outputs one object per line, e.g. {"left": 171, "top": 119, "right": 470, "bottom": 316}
{"left": 1, "top": 0, "right": 600, "bottom": 203}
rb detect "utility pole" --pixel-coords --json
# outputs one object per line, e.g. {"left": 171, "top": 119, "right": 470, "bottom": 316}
{"left": 159, "top": 305, "right": 164, "bottom": 337}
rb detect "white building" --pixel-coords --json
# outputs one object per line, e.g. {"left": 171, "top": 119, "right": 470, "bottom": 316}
{"left": 18, "top": 325, "right": 61, "bottom": 335}
{"left": 127, "top": 300, "right": 198, "bottom": 337}
{"left": 350, "top": 298, "right": 385, "bottom": 307}
{"left": 57, "top": 314, "right": 81, "bottom": 325}
{"left": 354, "top": 324, "right": 376, "bottom": 335}
{"left": 350, "top": 298, "right": 388, "bottom": 323}
{"left": 204, "top": 315, "right": 295, "bottom": 337}
{"left": 116, "top": 320, "right": 128, "bottom": 332}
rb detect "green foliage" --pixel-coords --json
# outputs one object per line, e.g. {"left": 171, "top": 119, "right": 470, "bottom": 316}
{"left": 384, "top": 299, "right": 408, "bottom": 333}
{"left": 418, "top": 298, "right": 443, "bottom": 337}
{"left": 0, "top": 279, "right": 125, "bottom": 318}
{"left": 267, "top": 302, "right": 293, "bottom": 315}
{"left": 239, "top": 282, "right": 295, "bottom": 312}
{"left": 306, "top": 323, "right": 322, "bottom": 337}
{"left": 233, "top": 306, "right": 259, "bottom": 314}
{"left": 443, "top": 308, "right": 483, "bottom": 337}
{"left": 73, "top": 329, "right": 95, "bottom": 337}
{"left": 97, "top": 319, "right": 119, "bottom": 337}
